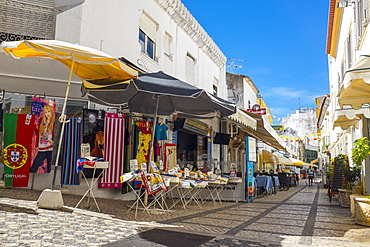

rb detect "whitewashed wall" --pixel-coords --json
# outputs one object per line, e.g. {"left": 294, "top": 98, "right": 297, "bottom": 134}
{"left": 55, "top": 0, "right": 227, "bottom": 98}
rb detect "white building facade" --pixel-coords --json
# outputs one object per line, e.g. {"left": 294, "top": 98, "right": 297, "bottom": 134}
{"left": 322, "top": 0, "right": 370, "bottom": 194}
{"left": 0, "top": 0, "right": 230, "bottom": 198}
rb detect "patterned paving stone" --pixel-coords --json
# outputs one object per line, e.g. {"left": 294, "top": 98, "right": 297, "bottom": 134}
{"left": 1, "top": 183, "right": 370, "bottom": 246}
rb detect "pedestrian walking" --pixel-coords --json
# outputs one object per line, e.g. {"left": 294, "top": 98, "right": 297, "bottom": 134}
{"left": 307, "top": 165, "right": 314, "bottom": 186}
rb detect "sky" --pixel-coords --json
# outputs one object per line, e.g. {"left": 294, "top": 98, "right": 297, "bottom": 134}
{"left": 181, "top": 0, "right": 330, "bottom": 124}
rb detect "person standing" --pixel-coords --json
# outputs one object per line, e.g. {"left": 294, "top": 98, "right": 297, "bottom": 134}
{"left": 307, "top": 166, "right": 314, "bottom": 186}
{"left": 177, "top": 153, "right": 186, "bottom": 170}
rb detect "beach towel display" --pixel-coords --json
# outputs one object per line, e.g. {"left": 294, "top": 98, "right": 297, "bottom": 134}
{"left": 98, "top": 113, "right": 125, "bottom": 188}
{"left": 3, "top": 114, "right": 35, "bottom": 187}
{"left": 135, "top": 120, "right": 152, "bottom": 171}
{"left": 140, "top": 171, "right": 167, "bottom": 195}
{"left": 61, "top": 118, "right": 82, "bottom": 185}
{"left": 30, "top": 97, "right": 56, "bottom": 174}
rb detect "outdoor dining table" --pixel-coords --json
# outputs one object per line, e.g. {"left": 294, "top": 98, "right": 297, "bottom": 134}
{"left": 255, "top": 176, "right": 274, "bottom": 196}
{"left": 273, "top": 176, "right": 280, "bottom": 187}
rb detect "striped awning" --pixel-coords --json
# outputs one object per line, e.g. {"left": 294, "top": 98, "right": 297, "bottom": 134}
{"left": 338, "top": 54, "right": 370, "bottom": 109}
{"left": 228, "top": 108, "right": 257, "bottom": 130}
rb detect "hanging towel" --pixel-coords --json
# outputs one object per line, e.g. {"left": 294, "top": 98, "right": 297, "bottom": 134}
{"left": 3, "top": 114, "right": 34, "bottom": 187}
{"left": 30, "top": 97, "right": 56, "bottom": 174}
{"left": 61, "top": 118, "right": 82, "bottom": 185}
{"left": 99, "top": 113, "right": 125, "bottom": 188}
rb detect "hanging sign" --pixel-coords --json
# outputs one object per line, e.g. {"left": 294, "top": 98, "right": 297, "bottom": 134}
{"left": 245, "top": 104, "right": 266, "bottom": 115}
{"left": 183, "top": 119, "right": 209, "bottom": 136}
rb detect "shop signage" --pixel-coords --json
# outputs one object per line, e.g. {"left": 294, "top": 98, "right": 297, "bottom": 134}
{"left": 272, "top": 125, "right": 284, "bottom": 131}
{"left": 183, "top": 119, "right": 209, "bottom": 136}
{"left": 246, "top": 137, "right": 257, "bottom": 162}
{"left": 245, "top": 104, "right": 266, "bottom": 115}
{"left": 245, "top": 136, "right": 256, "bottom": 203}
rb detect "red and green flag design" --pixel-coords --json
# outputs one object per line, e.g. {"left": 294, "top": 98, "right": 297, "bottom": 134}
{"left": 3, "top": 114, "right": 35, "bottom": 187}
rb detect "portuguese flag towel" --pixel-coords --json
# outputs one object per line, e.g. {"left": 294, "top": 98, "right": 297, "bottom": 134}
{"left": 3, "top": 114, "right": 34, "bottom": 187}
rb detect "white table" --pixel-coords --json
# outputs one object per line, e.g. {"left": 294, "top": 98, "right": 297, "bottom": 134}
{"left": 75, "top": 161, "right": 109, "bottom": 212}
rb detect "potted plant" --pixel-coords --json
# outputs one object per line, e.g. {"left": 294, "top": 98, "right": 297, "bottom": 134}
{"left": 324, "top": 162, "right": 333, "bottom": 188}
{"left": 351, "top": 137, "right": 370, "bottom": 194}
{"left": 335, "top": 154, "right": 352, "bottom": 207}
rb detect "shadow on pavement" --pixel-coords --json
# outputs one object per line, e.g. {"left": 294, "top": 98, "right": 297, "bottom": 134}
{"left": 103, "top": 228, "right": 214, "bottom": 247}
{"left": 0, "top": 203, "right": 38, "bottom": 215}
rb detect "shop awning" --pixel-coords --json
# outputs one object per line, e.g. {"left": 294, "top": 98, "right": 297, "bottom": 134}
{"left": 259, "top": 150, "right": 277, "bottom": 164}
{"left": 240, "top": 110, "right": 286, "bottom": 150}
{"left": 310, "top": 158, "right": 318, "bottom": 164}
{"left": 275, "top": 153, "right": 293, "bottom": 165}
{"left": 228, "top": 108, "right": 257, "bottom": 130}
{"left": 338, "top": 54, "right": 370, "bottom": 109}
{"left": 333, "top": 107, "right": 370, "bottom": 129}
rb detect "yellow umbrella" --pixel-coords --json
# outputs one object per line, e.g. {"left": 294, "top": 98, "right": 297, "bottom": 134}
{"left": 289, "top": 157, "right": 305, "bottom": 165}
{"left": 1, "top": 40, "right": 138, "bottom": 190}
{"left": 2, "top": 40, "right": 137, "bottom": 80}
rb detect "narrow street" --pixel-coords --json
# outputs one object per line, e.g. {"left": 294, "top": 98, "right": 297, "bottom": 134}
{"left": 1, "top": 179, "right": 369, "bottom": 246}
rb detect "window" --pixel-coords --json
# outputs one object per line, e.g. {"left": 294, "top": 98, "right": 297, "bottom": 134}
{"left": 185, "top": 53, "right": 196, "bottom": 85}
{"left": 139, "top": 29, "right": 155, "bottom": 59}
{"left": 343, "top": 35, "right": 352, "bottom": 71}
{"left": 213, "top": 85, "right": 218, "bottom": 96}
{"left": 163, "top": 32, "right": 172, "bottom": 58}
{"left": 355, "top": 0, "right": 368, "bottom": 43}
{"left": 139, "top": 12, "right": 157, "bottom": 60}
{"left": 213, "top": 77, "right": 219, "bottom": 96}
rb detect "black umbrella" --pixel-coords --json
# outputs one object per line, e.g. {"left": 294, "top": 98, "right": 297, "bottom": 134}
{"left": 84, "top": 71, "right": 235, "bottom": 118}
{"left": 83, "top": 71, "right": 236, "bottom": 164}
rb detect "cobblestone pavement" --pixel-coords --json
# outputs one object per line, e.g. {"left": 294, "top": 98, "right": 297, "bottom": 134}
{"left": 0, "top": 180, "right": 370, "bottom": 246}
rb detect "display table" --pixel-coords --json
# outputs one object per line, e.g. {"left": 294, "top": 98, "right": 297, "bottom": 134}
{"left": 169, "top": 183, "right": 203, "bottom": 210}
{"left": 75, "top": 161, "right": 109, "bottom": 212}
{"left": 205, "top": 180, "right": 228, "bottom": 205}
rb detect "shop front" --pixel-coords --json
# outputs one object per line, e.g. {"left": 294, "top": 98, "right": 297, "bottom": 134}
{"left": 174, "top": 118, "right": 211, "bottom": 172}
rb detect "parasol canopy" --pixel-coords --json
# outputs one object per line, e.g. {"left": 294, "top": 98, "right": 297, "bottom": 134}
{"left": 84, "top": 71, "right": 236, "bottom": 118}
{"left": 289, "top": 157, "right": 305, "bottom": 165}
{"left": 1, "top": 40, "right": 138, "bottom": 190}
{"left": 1, "top": 40, "right": 137, "bottom": 81}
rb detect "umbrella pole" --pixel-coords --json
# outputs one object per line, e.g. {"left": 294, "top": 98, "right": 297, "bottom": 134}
{"left": 51, "top": 61, "right": 74, "bottom": 191}
{"left": 144, "top": 95, "right": 160, "bottom": 206}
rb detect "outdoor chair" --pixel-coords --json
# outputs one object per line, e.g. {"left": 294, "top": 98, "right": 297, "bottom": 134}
{"left": 278, "top": 172, "right": 289, "bottom": 191}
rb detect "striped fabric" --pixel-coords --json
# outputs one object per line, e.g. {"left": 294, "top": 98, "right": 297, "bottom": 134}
{"left": 99, "top": 113, "right": 125, "bottom": 188}
{"left": 61, "top": 118, "right": 82, "bottom": 185}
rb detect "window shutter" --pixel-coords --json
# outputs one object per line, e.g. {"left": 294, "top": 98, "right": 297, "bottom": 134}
{"left": 185, "top": 54, "right": 195, "bottom": 85}
{"left": 163, "top": 33, "right": 171, "bottom": 55}
{"left": 139, "top": 13, "right": 157, "bottom": 40}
